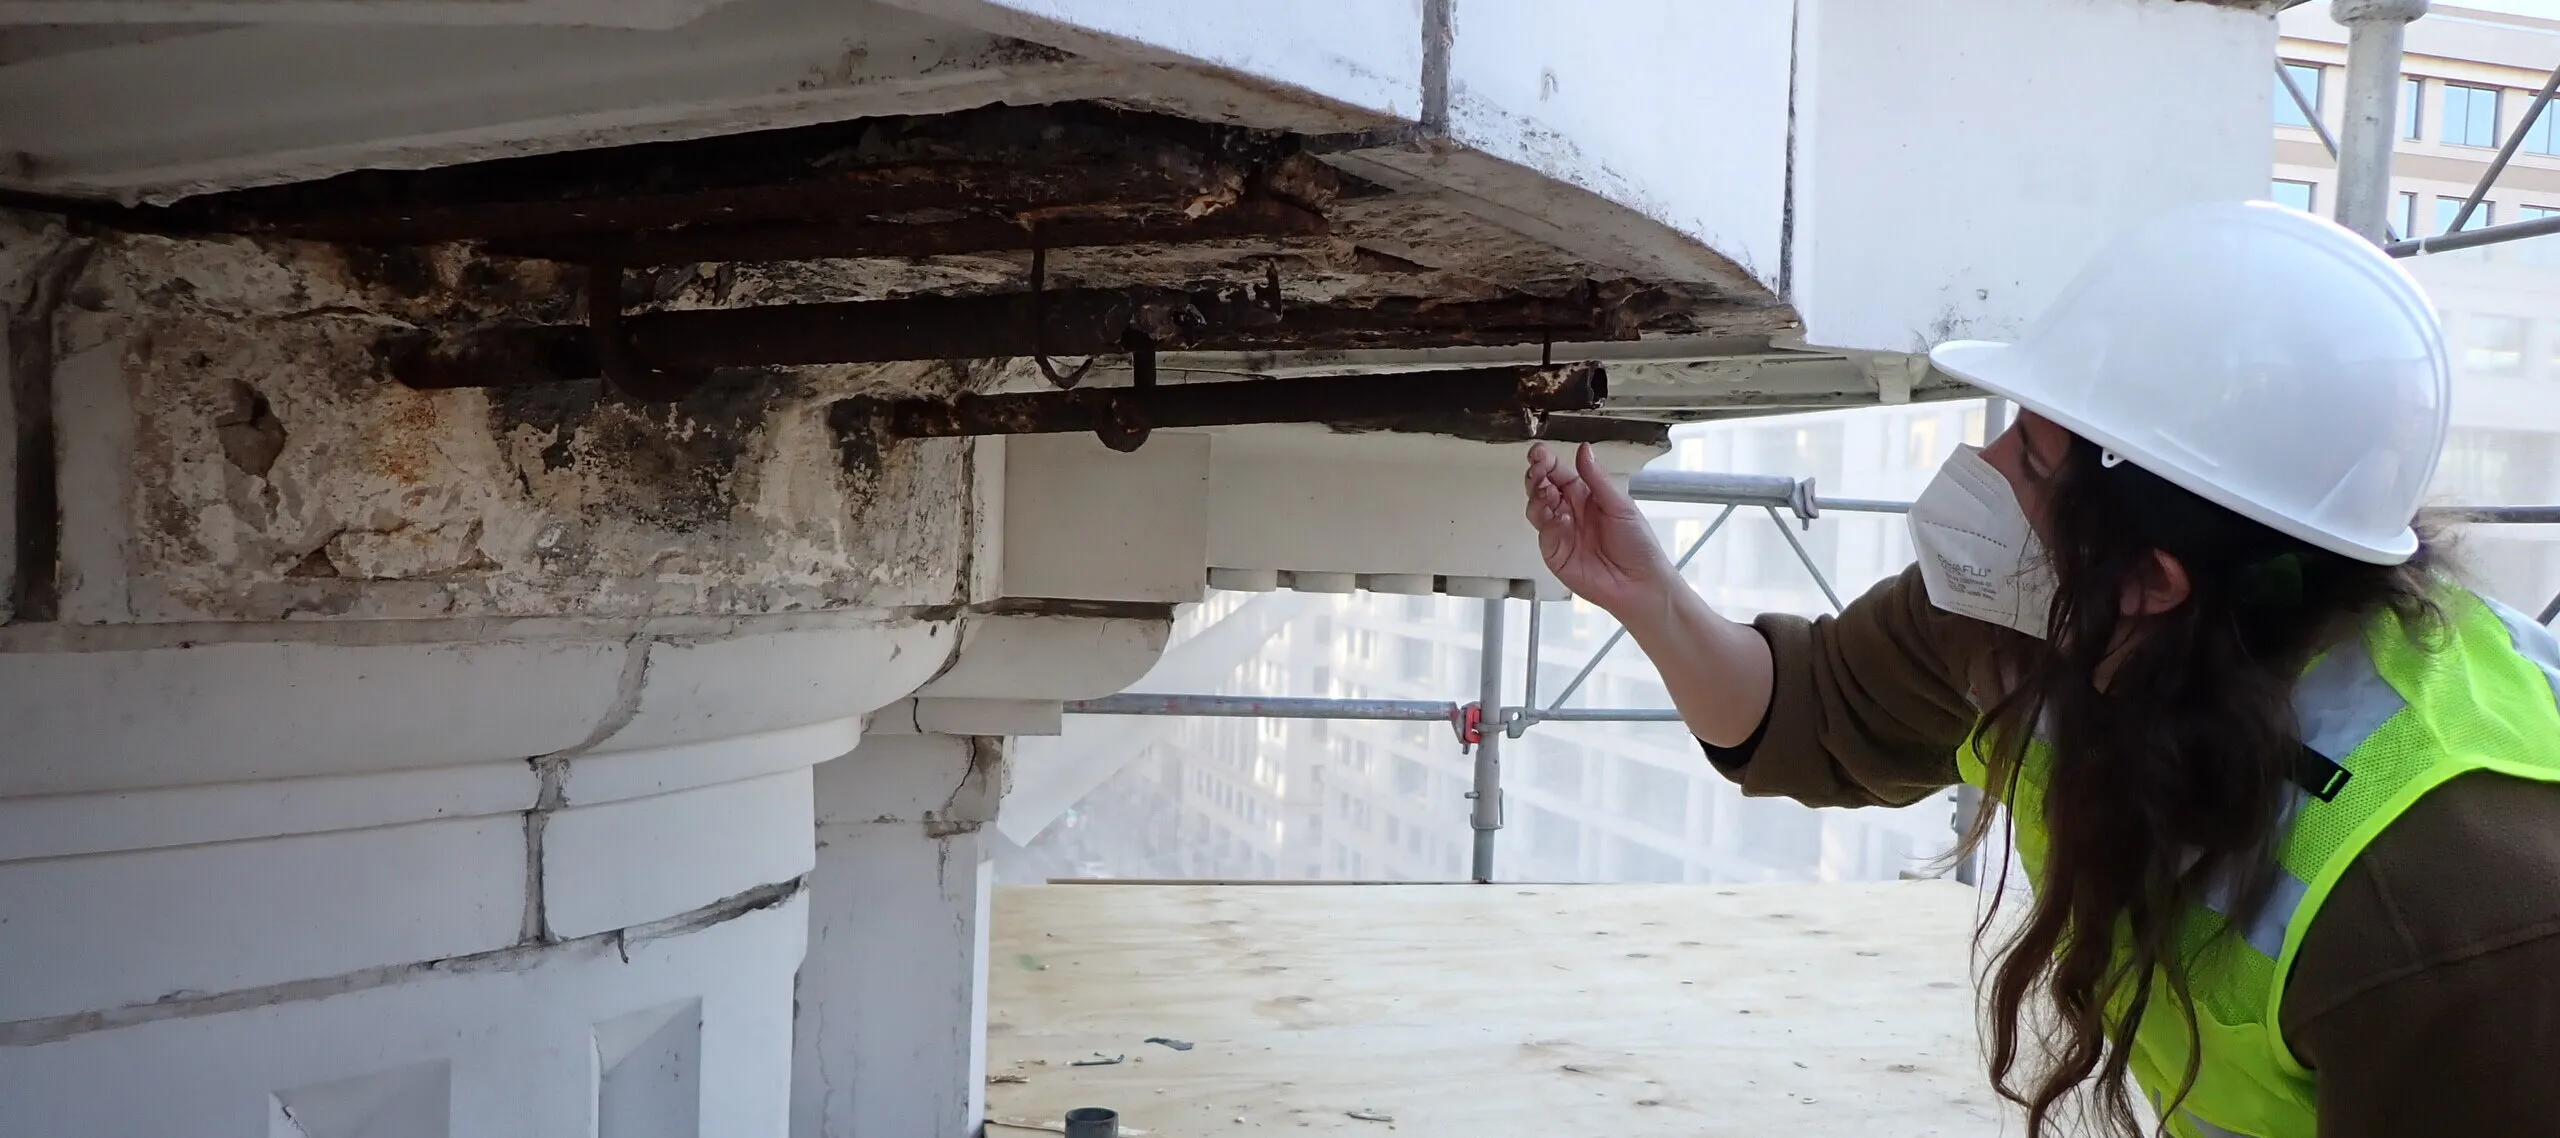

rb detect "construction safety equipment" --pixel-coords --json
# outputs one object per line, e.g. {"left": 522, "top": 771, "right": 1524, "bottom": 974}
{"left": 1928, "top": 201, "right": 2449, "bottom": 565}
{"left": 1908, "top": 445, "right": 2059, "bottom": 638}
{"left": 1957, "top": 587, "right": 2560, "bottom": 1138}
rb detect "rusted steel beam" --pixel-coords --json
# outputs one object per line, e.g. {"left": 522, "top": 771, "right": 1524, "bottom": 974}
{"left": 55, "top": 104, "right": 1328, "bottom": 251}
{"left": 482, "top": 197, "right": 1329, "bottom": 266}
{"left": 387, "top": 284, "right": 1271, "bottom": 388}
{"left": 384, "top": 289, "right": 1640, "bottom": 390}
{"left": 210, "top": 159, "right": 1251, "bottom": 246}
{"left": 830, "top": 363, "right": 1609, "bottom": 452}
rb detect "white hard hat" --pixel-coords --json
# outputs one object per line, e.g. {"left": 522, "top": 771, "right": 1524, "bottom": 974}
{"left": 1929, "top": 201, "right": 2450, "bottom": 565}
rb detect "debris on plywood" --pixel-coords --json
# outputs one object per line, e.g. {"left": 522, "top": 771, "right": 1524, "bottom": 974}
{"left": 987, "top": 882, "right": 2015, "bottom": 1137}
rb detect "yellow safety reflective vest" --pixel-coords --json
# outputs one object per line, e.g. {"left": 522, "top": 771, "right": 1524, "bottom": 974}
{"left": 1956, "top": 587, "right": 2560, "bottom": 1138}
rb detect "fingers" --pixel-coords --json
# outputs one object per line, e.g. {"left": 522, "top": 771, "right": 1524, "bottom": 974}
{"left": 1523, "top": 442, "right": 1553, "bottom": 497}
{"left": 1525, "top": 474, "right": 1571, "bottom": 529}
{"left": 1575, "top": 442, "right": 1640, "bottom": 518}
{"left": 1524, "top": 442, "right": 1573, "bottom": 528}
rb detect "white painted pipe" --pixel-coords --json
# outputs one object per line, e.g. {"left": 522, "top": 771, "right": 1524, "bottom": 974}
{"left": 2330, "top": 0, "right": 2429, "bottom": 243}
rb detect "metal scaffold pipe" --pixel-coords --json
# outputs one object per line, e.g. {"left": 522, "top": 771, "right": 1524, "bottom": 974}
{"left": 1519, "top": 708, "right": 1685, "bottom": 723}
{"left": 1627, "top": 470, "right": 1908, "bottom": 516}
{"left": 2331, "top": 0, "right": 2430, "bottom": 244}
{"left": 1470, "top": 597, "right": 1507, "bottom": 883}
{"left": 2448, "top": 63, "right": 2560, "bottom": 235}
{"left": 1065, "top": 694, "right": 1462, "bottom": 722}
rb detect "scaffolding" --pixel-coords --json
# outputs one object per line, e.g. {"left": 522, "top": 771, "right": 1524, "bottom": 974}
{"left": 1064, "top": 26, "right": 2560, "bottom": 884}
{"left": 1066, "top": 453, "right": 2560, "bottom": 881}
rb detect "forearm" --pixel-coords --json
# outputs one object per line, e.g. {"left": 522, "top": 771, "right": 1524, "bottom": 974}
{"left": 1613, "top": 577, "right": 1774, "bottom": 749}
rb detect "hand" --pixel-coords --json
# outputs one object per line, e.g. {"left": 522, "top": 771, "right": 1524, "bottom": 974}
{"left": 1522, "top": 442, "right": 1677, "bottom": 617}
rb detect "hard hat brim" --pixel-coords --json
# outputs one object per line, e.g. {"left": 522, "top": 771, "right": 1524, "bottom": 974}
{"left": 1926, "top": 339, "right": 2420, "bottom": 565}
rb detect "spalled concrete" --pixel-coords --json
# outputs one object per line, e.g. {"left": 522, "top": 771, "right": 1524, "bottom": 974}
{"left": 17, "top": 222, "right": 975, "bottom": 624}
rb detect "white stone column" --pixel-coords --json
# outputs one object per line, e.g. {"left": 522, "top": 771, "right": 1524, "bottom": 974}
{"left": 0, "top": 619, "right": 951, "bottom": 1137}
{"left": 794, "top": 733, "right": 1004, "bottom": 1138}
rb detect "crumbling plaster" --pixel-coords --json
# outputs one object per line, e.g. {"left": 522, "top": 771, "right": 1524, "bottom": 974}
{"left": 3, "top": 208, "right": 982, "bottom": 624}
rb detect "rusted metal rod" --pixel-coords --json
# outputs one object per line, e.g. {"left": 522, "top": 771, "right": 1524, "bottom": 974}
{"left": 172, "top": 159, "right": 1257, "bottom": 246}
{"left": 832, "top": 362, "right": 1608, "bottom": 453}
{"left": 386, "top": 291, "right": 1635, "bottom": 390}
{"left": 486, "top": 198, "right": 1329, "bottom": 267}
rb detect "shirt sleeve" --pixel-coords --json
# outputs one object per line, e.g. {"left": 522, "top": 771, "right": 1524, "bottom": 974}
{"left": 1699, "top": 564, "right": 1998, "bottom": 808}
{"left": 2281, "top": 772, "right": 2560, "bottom": 1138}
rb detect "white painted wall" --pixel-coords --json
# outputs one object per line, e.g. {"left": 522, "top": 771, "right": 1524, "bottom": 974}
{"left": 0, "top": 619, "right": 947, "bottom": 1137}
{"left": 0, "top": 0, "right": 1136, "bottom": 199}
{"left": 880, "top": 0, "right": 1429, "bottom": 121}
{"left": 796, "top": 735, "right": 1004, "bottom": 1138}
{"left": 5, "top": 896, "right": 806, "bottom": 1137}
{"left": 1789, "top": 0, "right": 2276, "bottom": 353}
{"left": 1204, "top": 425, "right": 1664, "bottom": 596}
{"left": 1001, "top": 433, "right": 1211, "bottom": 606}
{"left": 1444, "top": 0, "right": 1793, "bottom": 289}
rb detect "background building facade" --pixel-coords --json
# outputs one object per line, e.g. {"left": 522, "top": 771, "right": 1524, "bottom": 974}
{"left": 1011, "top": 3, "right": 2560, "bottom": 889}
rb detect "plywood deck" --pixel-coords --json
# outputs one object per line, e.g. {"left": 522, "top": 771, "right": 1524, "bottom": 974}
{"left": 986, "top": 881, "right": 2012, "bottom": 1137}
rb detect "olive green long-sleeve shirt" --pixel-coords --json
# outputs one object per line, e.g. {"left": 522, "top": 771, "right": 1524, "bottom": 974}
{"left": 1704, "top": 566, "right": 2560, "bottom": 1136}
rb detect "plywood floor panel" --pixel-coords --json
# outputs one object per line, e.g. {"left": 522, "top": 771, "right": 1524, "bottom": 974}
{"left": 987, "top": 881, "right": 2013, "bottom": 1137}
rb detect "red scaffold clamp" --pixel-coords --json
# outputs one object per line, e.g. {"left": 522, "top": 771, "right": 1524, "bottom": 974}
{"left": 1453, "top": 702, "right": 1484, "bottom": 753}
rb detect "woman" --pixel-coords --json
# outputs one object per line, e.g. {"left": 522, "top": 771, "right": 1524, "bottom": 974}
{"left": 1522, "top": 202, "right": 2560, "bottom": 1138}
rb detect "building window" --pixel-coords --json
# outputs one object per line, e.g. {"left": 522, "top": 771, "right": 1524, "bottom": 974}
{"left": 2443, "top": 83, "right": 2501, "bottom": 148}
{"left": 2437, "top": 428, "right": 2560, "bottom": 504}
{"left": 1394, "top": 756, "right": 1429, "bottom": 799}
{"left": 2397, "top": 191, "right": 2419, "bottom": 240}
{"left": 2399, "top": 76, "right": 2424, "bottom": 140}
{"left": 2275, "top": 62, "right": 2324, "bottom": 128}
{"left": 1532, "top": 741, "right": 1585, "bottom": 799}
{"left": 2437, "top": 196, "right": 2494, "bottom": 235}
{"left": 2524, "top": 99, "right": 2558, "bottom": 157}
{"left": 2464, "top": 315, "right": 2530, "bottom": 379}
{"left": 2270, "top": 180, "right": 2316, "bottom": 213}
{"left": 1613, "top": 759, "right": 1690, "bottom": 835}
{"left": 1529, "top": 805, "right": 1580, "bottom": 865}
{"left": 1907, "top": 416, "right": 1943, "bottom": 471}
{"left": 1671, "top": 517, "right": 1703, "bottom": 556}
{"left": 1397, "top": 635, "right": 1434, "bottom": 683}
{"left": 2522, "top": 206, "right": 2560, "bottom": 268}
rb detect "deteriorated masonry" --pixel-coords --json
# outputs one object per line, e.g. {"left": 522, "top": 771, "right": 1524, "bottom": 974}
{"left": 1, "top": 210, "right": 975, "bottom": 624}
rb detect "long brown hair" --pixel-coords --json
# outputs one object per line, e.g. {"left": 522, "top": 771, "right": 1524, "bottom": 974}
{"left": 1960, "top": 432, "right": 2440, "bottom": 1137}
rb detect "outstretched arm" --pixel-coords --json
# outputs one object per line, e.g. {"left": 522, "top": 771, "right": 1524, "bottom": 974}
{"left": 1524, "top": 443, "right": 1990, "bottom": 807}
{"left": 1522, "top": 441, "right": 1772, "bottom": 747}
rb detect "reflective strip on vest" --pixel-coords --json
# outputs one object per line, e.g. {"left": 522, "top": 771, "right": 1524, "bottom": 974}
{"left": 2194, "top": 636, "right": 2407, "bottom": 955}
{"left": 2151, "top": 1084, "right": 2253, "bottom": 1138}
{"left": 1991, "top": 588, "right": 2560, "bottom": 1138}
{"left": 2484, "top": 598, "right": 2560, "bottom": 711}
{"left": 2292, "top": 634, "right": 2404, "bottom": 762}
{"left": 2200, "top": 868, "right": 2311, "bottom": 960}
{"left": 2180, "top": 1109, "right": 2253, "bottom": 1138}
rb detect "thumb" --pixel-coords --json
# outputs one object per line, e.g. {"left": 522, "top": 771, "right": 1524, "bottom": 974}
{"left": 1575, "top": 443, "right": 1643, "bottom": 519}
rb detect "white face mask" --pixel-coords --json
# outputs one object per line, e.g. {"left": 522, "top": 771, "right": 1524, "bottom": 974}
{"left": 1907, "top": 444, "right": 2059, "bottom": 639}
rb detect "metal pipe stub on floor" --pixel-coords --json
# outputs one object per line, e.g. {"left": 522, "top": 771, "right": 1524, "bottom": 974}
{"left": 829, "top": 362, "right": 1609, "bottom": 452}
{"left": 1063, "top": 1107, "right": 1120, "bottom": 1138}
